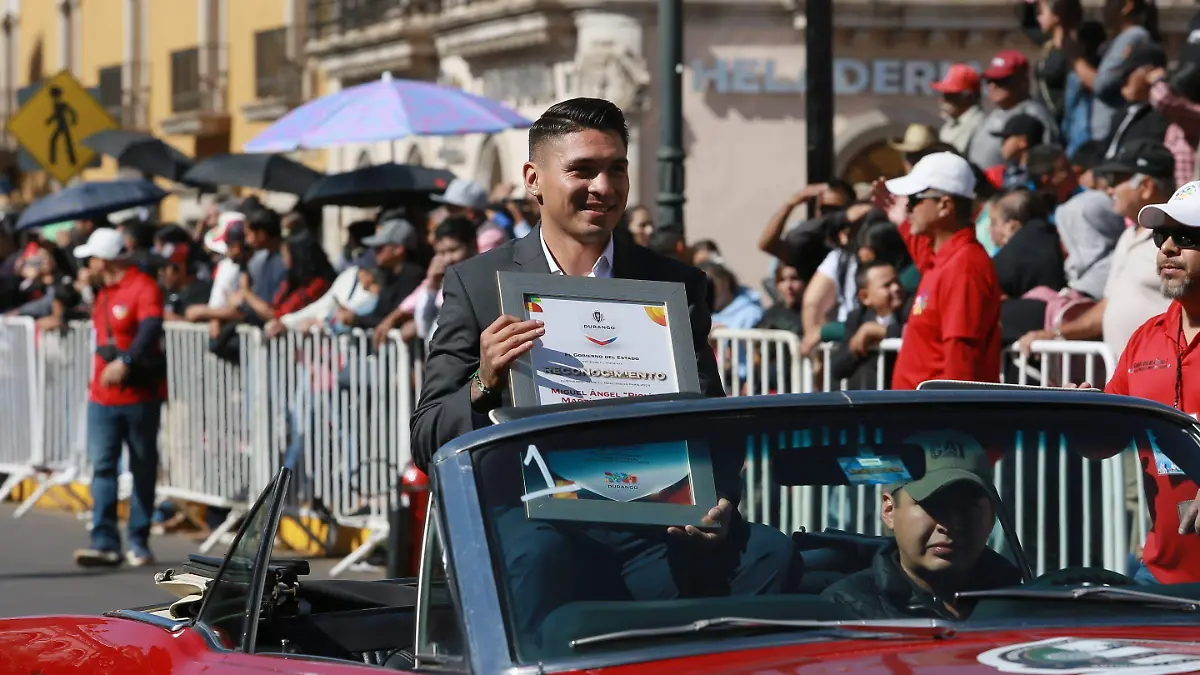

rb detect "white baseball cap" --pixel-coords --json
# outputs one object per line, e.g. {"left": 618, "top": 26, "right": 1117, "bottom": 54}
{"left": 203, "top": 212, "right": 247, "bottom": 255}
{"left": 431, "top": 178, "right": 489, "bottom": 210}
{"left": 1138, "top": 180, "right": 1200, "bottom": 229}
{"left": 73, "top": 227, "right": 129, "bottom": 261}
{"left": 885, "top": 152, "right": 977, "bottom": 201}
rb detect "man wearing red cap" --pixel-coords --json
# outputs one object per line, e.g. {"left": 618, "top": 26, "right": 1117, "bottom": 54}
{"left": 967, "top": 49, "right": 1059, "bottom": 170}
{"left": 932, "top": 64, "right": 986, "bottom": 156}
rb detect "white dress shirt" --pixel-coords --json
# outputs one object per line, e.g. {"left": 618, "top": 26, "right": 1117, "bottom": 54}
{"left": 540, "top": 230, "right": 615, "bottom": 278}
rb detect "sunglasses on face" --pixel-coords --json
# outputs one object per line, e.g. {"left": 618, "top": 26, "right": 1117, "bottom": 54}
{"left": 907, "top": 192, "right": 946, "bottom": 212}
{"left": 1152, "top": 228, "right": 1200, "bottom": 250}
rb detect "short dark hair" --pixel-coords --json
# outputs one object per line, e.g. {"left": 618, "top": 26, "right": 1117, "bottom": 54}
{"left": 827, "top": 179, "right": 855, "bottom": 203}
{"left": 993, "top": 187, "right": 1049, "bottom": 224}
{"left": 648, "top": 227, "right": 684, "bottom": 257}
{"left": 692, "top": 239, "right": 720, "bottom": 254}
{"left": 433, "top": 216, "right": 477, "bottom": 248}
{"left": 1071, "top": 140, "right": 1106, "bottom": 171}
{"left": 245, "top": 207, "right": 282, "bottom": 238}
{"left": 855, "top": 259, "right": 895, "bottom": 291}
{"left": 1027, "top": 144, "right": 1066, "bottom": 182}
{"left": 528, "top": 98, "right": 629, "bottom": 159}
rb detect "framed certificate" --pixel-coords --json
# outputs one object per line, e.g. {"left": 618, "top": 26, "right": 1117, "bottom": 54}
{"left": 518, "top": 440, "right": 721, "bottom": 527}
{"left": 497, "top": 272, "right": 701, "bottom": 408}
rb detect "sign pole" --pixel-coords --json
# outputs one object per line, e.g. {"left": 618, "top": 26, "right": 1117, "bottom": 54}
{"left": 655, "top": 0, "right": 685, "bottom": 236}
{"left": 804, "top": 0, "right": 834, "bottom": 186}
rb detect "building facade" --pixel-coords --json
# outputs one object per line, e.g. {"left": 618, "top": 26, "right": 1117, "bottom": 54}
{"left": 308, "top": 0, "right": 1199, "bottom": 283}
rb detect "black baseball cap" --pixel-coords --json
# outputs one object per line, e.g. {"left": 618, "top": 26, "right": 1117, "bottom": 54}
{"left": 992, "top": 113, "right": 1045, "bottom": 142}
{"left": 1093, "top": 139, "right": 1175, "bottom": 181}
{"left": 1120, "top": 43, "right": 1167, "bottom": 84}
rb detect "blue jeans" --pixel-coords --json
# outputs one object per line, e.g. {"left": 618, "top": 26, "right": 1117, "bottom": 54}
{"left": 1134, "top": 562, "right": 1161, "bottom": 585}
{"left": 87, "top": 401, "right": 161, "bottom": 553}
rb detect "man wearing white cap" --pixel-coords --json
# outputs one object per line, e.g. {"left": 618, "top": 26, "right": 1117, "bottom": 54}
{"left": 1100, "top": 180, "right": 1200, "bottom": 585}
{"left": 872, "top": 152, "right": 1001, "bottom": 389}
{"left": 72, "top": 227, "right": 165, "bottom": 568}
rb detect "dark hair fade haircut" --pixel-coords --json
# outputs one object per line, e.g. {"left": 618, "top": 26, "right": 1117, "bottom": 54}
{"left": 527, "top": 98, "right": 629, "bottom": 160}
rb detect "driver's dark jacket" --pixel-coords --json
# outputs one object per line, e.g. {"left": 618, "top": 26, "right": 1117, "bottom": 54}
{"left": 821, "top": 542, "right": 1022, "bottom": 619}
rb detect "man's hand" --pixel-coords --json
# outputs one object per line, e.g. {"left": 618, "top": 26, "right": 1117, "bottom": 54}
{"left": 374, "top": 315, "right": 398, "bottom": 347}
{"left": 100, "top": 360, "right": 129, "bottom": 387}
{"left": 845, "top": 203, "right": 875, "bottom": 223}
{"left": 787, "top": 184, "right": 826, "bottom": 208}
{"left": 1018, "top": 328, "right": 1056, "bottom": 357}
{"left": 334, "top": 306, "right": 356, "bottom": 327}
{"left": 849, "top": 322, "right": 887, "bottom": 357}
{"left": 667, "top": 498, "right": 733, "bottom": 541}
{"left": 265, "top": 319, "right": 286, "bottom": 339}
{"left": 1148, "top": 66, "right": 1168, "bottom": 85}
{"left": 1179, "top": 489, "right": 1200, "bottom": 534}
{"left": 800, "top": 330, "right": 823, "bottom": 358}
{"left": 184, "top": 304, "right": 208, "bottom": 322}
{"left": 477, "top": 315, "right": 544, "bottom": 394}
{"left": 426, "top": 256, "right": 448, "bottom": 289}
{"left": 871, "top": 178, "right": 907, "bottom": 226}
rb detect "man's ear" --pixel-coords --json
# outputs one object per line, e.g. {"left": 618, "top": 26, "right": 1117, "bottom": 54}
{"left": 522, "top": 161, "right": 542, "bottom": 204}
{"left": 881, "top": 490, "right": 897, "bottom": 531}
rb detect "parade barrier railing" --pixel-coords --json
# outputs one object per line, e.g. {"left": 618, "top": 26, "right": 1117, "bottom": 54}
{"left": 0, "top": 317, "right": 43, "bottom": 507}
{"left": 713, "top": 328, "right": 1136, "bottom": 576}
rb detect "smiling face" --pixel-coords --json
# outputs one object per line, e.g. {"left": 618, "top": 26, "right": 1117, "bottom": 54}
{"left": 1156, "top": 220, "right": 1200, "bottom": 300}
{"left": 523, "top": 128, "right": 629, "bottom": 244}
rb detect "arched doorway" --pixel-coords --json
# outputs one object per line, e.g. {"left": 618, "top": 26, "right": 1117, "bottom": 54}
{"left": 407, "top": 145, "right": 424, "bottom": 166}
{"left": 475, "top": 135, "right": 504, "bottom": 190}
{"left": 841, "top": 141, "right": 907, "bottom": 185}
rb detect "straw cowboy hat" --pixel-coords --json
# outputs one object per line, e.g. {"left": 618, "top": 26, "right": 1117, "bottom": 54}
{"left": 887, "top": 124, "right": 939, "bottom": 154}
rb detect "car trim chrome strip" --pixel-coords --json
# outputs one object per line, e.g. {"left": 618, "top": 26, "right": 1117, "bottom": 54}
{"left": 104, "top": 608, "right": 188, "bottom": 632}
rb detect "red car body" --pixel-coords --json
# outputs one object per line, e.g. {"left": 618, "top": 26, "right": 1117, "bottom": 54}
{"left": 3, "top": 615, "right": 1198, "bottom": 675}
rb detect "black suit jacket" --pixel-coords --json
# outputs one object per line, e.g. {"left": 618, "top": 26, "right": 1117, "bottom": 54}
{"left": 411, "top": 226, "right": 726, "bottom": 473}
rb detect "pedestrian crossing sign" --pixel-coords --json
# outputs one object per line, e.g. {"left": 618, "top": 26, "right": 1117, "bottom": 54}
{"left": 6, "top": 70, "right": 118, "bottom": 184}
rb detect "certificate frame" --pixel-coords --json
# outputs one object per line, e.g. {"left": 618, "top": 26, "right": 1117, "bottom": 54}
{"left": 519, "top": 440, "right": 721, "bottom": 528}
{"left": 497, "top": 271, "right": 701, "bottom": 408}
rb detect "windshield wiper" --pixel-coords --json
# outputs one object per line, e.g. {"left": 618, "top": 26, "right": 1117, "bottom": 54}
{"left": 570, "top": 617, "right": 955, "bottom": 649}
{"left": 958, "top": 586, "right": 1200, "bottom": 611}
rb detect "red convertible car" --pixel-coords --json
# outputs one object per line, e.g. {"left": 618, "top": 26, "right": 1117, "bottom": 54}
{"left": 3, "top": 389, "right": 1200, "bottom": 674}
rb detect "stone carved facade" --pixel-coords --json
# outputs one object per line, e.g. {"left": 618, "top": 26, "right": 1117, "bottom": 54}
{"left": 573, "top": 43, "right": 652, "bottom": 113}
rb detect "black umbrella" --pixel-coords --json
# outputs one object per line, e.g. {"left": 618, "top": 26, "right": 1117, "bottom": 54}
{"left": 16, "top": 179, "right": 169, "bottom": 230}
{"left": 81, "top": 130, "right": 195, "bottom": 182}
{"left": 302, "top": 163, "right": 456, "bottom": 208}
{"left": 181, "top": 153, "right": 322, "bottom": 195}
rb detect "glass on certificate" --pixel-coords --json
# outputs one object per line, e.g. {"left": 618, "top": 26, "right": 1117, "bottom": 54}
{"left": 522, "top": 294, "right": 680, "bottom": 406}
{"left": 521, "top": 441, "right": 697, "bottom": 506}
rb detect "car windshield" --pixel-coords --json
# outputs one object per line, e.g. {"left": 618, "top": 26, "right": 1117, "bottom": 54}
{"left": 195, "top": 470, "right": 286, "bottom": 649}
{"left": 472, "top": 402, "right": 1200, "bottom": 663}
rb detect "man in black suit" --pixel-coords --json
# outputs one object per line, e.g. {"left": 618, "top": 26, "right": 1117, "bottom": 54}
{"left": 411, "top": 98, "right": 796, "bottom": 643}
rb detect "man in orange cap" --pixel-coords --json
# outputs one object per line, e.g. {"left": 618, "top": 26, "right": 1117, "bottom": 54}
{"left": 967, "top": 49, "right": 1059, "bottom": 170}
{"left": 933, "top": 64, "right": 986, "bottom": 156}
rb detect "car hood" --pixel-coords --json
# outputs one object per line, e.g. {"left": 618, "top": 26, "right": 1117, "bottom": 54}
{"left": 587, "top": 626, "right": 1200, "bottom": 675}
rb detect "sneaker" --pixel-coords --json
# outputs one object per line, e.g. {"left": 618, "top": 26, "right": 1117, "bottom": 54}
{"left": 74, "top": 548, "right": 121, "bottom": 568}
{"left": 126, "top": 545, "right": 155, "bottom": 568}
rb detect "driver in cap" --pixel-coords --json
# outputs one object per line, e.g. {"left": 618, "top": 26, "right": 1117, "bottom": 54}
{"left": 822, "top": 430, "right": 1020, "bottom": 619}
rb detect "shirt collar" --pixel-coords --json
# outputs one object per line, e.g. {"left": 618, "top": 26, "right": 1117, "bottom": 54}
{"left": 540, "top": 229, "right": 614, "bottom": 278}
{"left": 931, "top": 227, "right": 978, "bottom": 268}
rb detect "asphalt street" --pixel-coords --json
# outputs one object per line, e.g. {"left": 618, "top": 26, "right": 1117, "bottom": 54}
{"left": 0, "top": 502, "right": 382, "bottom": 618}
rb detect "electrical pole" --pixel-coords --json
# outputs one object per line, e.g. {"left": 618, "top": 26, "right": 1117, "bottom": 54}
{"left": 804, "top": 0, "right": 834, "bottom": 187}
{"left": 656, "top": 0, "right": 685, "bottom": 235}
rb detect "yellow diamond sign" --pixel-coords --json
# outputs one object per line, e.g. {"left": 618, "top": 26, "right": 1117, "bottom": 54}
{"left": 6, "top": 70, "right": 118, "bottom": 184}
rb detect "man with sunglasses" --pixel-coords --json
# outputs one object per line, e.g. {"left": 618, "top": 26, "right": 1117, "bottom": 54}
{"left": 967, "top": 50, "right": 1058, "bottom": 170}
{"left": 1100, "top": 180, "right": 1200, "bottom": 585}
{"left": 872, "top": 152, "right": 1001, "bottom": 390}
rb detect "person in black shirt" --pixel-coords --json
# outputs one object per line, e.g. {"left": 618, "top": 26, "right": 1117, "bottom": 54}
{"left": 336, "top": 216, "right": 425, "bottom": 332}
{"left": 822, "top": 431, "right": 1021, "bottom": 619}
{"left": 155, "top": 242, "right": 213, "bottom": 322}
{"left": 991, "top": 187, "right": 1067, "bottom": 298}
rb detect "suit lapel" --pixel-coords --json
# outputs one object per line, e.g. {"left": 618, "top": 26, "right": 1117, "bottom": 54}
{"left": 512, "top": 224, "right": 551, "bottom": 274}
{"left": 611, "top": 229, "right": 639, "bottom": 280}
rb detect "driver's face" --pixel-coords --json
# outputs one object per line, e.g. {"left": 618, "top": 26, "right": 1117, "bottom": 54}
{"left": 884, "top": 483, "right": 994, "bottom": 578}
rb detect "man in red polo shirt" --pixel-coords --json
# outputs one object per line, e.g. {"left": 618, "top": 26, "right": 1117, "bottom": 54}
{"left": 872, "top": 152, "right": 1001, "bottom": 389}
{"left": 1105, "top": 179, "right": 1200, "bottom": 584}
{"left": 72, "top": 227, "right": 166, "bottom": 568}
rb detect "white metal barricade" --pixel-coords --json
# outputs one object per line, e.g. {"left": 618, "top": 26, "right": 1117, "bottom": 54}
{"left": 12, "top": 321, "right": 93, "bottom": 517}
{"left": 711, "top": 328, "right": 809, "bottom": 397}
{"left": 159, "top": 322, "right": 260, "bottom": 553}
{"left": 257, "top": 327, "right": 415, "bottom": 576}
{"left": 0, "top": 317, "right": 40, "bottom": 504}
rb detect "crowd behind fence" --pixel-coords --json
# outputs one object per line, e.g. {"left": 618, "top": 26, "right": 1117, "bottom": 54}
{"left": 0, "top": 318, "right": 1144, "bottom": 576}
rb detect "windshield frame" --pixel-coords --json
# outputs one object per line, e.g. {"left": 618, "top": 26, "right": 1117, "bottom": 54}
{"left": 431, "top": 391, "right": 1200, "bottom": 672}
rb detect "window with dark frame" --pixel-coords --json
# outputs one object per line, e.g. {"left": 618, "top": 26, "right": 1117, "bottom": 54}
{"left": 254, "top": 27, "right": 294, "bottom": 101}
{"left": 170, "top": 47, "right": 200, "bottom": 113}
{"left": 98, "top": 65, "right": 122, "bottom": 121}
